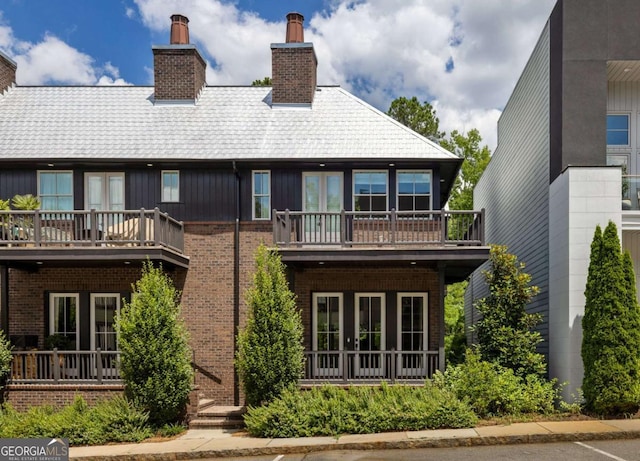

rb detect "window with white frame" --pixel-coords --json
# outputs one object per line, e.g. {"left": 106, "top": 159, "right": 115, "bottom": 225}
{"left": 353, "top": 171, "right": 388, "bottom": 212}
{"left": 397, "top": 171, "right": 432, "bottom": 211}
{"left": 49, "top": 293, "right": 79, "bottom": 350}
{"left": 252, "top": 170, "right": 271, "bottom": 220}
{"left": 38, "top": 171, "right": 73, "bottom": 210}
{"left": 607, "top": 114, "right": 630, "bottom": 146}
{"left": 161, "top": 170, "right": 180, "bottom": 202}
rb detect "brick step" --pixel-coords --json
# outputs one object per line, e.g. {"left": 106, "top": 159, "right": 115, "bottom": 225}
{"left": 189, "top": 417, "right": 245, "bottom": 429}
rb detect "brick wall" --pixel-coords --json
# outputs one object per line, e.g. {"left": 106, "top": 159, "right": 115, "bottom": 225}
{"left": 153, "top": 47, "right": 206, "bottom": 101}
{"left": 271, "top": 45, "right": 317, "bottom": 105}
{"left": 0, "top": 53, "right": 16, "bottom": 94}
{"left": 5, "top": 384, "right": 124, "bottom": 411}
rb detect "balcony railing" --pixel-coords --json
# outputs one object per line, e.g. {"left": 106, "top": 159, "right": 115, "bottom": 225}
{"left": 273, "top": 209, "right": 485, "bottom": 247}
{"left": 10, "top": 349, "right": 121, "bottom": 384}
{"left": 301, "top": 350, "right": 440, "bottom": 384}
{"left": 0, "top": 208, "right": 184, "bottom": 253}
{"left": 622, "top": 175, "right": 640, "bottom": 211}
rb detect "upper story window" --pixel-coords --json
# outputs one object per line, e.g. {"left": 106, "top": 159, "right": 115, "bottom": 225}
{"left": 161, "top": 170, "right": 180, "bottom": 202}
{"left": 607, "top": 114, "right": 630, "bottom": 146}
{"left": 353, "top": 171, "right": 388, "bottom": 212}
{"left": 38, "top": 171, "right": 73, "bottom": 210}
{"left": 397, "top": 171, "right": 432, "bottom": 211}
{"left": 252, "top": 170, "right": 271, "bottom": 220}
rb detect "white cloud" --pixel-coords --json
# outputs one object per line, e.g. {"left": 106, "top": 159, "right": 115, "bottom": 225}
{"left": 132, "top": 0, "right": 556, "bottom": 150}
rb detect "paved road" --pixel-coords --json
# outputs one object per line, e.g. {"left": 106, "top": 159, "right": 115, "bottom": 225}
{"left": 207, "top": 439, "right": 640, "bottom": 460}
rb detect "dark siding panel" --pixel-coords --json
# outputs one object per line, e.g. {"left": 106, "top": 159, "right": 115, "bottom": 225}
{"left": 344, "top": 292, "right": 355, "bottom": 351}
{"left": 386, "top": 292, "right": 397, "bottom": 351}
{"left": 0, "top": 170, "right": 37, "bottom": 199}
{"left": 272, "top": 170, "right": 301, "bottom": 213}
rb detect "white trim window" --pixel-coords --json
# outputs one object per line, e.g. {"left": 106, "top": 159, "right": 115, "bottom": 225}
{"left": 353, "top": 171, "right": 388, "bottom": 212}
{"left": 252, "top": 170, "right": 271, "bottom": 220}
{"left": 397, "top": 171, "right": 432, "bottom": 211}
{"left": 49, "top": 293, "right": 79, "bottom": 350}
{"left": 90, "top": 293, "right": 120, "bottom": 351}
{"left": 161, "top": 170, "right": 180, "bottom": 202}
{"left": 607, "top": 114, "right": 630, "bottom": 146}
{"left": 38, "top": 171, "right": 73, "bottom": 210}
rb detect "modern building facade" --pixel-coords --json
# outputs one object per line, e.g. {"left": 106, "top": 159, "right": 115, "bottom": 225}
{"left": 466, "top": 0, "right": 640, "bottom": 397}
{"left": 0, "top": 13, "right": 488, "bottom": 410}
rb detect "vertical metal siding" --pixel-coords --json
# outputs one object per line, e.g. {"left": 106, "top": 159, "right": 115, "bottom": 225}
{"left": 466, "top": 23, "right": 551, "bottom": 356}
{"left": 0, "top": 170, "right": 37, "bottom": 199}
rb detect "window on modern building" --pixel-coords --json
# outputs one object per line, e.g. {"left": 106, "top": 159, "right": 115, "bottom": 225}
{"left": 353, "top": 171, "right": 388, "bottom": 212}
{"left": 161, "top": 170, "right": 180, "bottom": 202}
{"left": 397, "top": 171, "right": 432, "bottom": 211}
{"left": 49, "top": 293, "right": 79, "bottom": 350}
{"left": 252, "top": 170, "right": 271, "bottom": 219}
{"left": 38, "top": 171, "right": 73, "bottom": 210}
{"left": 607, "top": 114, "right": 630, "bottom": 146}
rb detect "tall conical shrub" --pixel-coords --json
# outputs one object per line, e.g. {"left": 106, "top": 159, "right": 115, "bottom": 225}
{"left": 582, "top": 221, "right": 640, "bottom": 414}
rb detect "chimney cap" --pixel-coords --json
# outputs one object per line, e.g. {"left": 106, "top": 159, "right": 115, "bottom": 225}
{"left": 170, "top": 14, "right": 190, "bottom": 45}
{"left": 285, "top": 12, "right": 304, "bottom": 43}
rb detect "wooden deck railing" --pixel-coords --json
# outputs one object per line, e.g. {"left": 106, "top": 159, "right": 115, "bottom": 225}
{"left": 0, "top": 208, "right": 184, "bottom": 253}
{"left": 273, "top": 209, "right": 485, "bottom": 247}
{"left": 301, "top": 350, "right": 439, "bottom": 384}
{"left": 10, "top": 349, "right": 121, "bottom": 384}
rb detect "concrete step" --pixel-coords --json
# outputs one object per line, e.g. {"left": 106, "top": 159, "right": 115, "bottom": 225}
{"left": 189, "top": 417, "right": 245, "bottom": 429}
{"left": 197, "top": 405, "right": 246, "bottom": 418}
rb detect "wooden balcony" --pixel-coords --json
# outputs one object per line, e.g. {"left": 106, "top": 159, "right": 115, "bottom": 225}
{"left": 0, "top": 208, "right": 188, "bottom": 268}
{"left": 273, "top": 209, "right": 485, "bottom": 248}
{"left": 10, "top": 349, "right": 121, "bottom": 385}
{"left": 301, "top": 350, "right": 439, "bottom": 385}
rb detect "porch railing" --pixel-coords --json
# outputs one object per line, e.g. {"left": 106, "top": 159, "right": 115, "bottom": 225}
{"left": 301, "top": 350, "right": 439, "bottom": 384}
{"left": 0, "top": 208, "right": 184, "bottom": 253}
{"left": 273, "top": 209, "right": 485, "bottom": 247}
{"left": 10, "top": 349, "right": 121, "bottom": 384}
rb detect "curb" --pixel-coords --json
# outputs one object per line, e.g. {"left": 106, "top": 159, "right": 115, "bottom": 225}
{"left": 71, "top": 429, "right": 640, "bottom": 460}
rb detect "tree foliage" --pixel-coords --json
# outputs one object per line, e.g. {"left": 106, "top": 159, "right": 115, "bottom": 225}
{"left": 444, "top": 281, "right": 467, "bottom": 365}
{"left": 251, "top": 77, "right": 272, "bottom": 86}
{"left": 236, "top": 244, "right": 304, "bottom": 406}
{"left": 386, "top": 96, "right": 444, "bottom": 141}
{"left": 116, "top": 262, "right": 193, "bottom": 425}
{"left": 582, "top": 222, "right": 640, "bottom": 415}
{"left": 0, "top": 330, "right": 12, "bottom": 385}
{"left": 440, "top": 129, "right": 491, "bottom": 211}
{"left": 473, "top": 245, "right": 545, "bottom": 378}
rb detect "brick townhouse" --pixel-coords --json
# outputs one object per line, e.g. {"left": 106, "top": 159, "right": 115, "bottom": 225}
{"left": 0, "top": 13, "right": 489, "bottom": 411}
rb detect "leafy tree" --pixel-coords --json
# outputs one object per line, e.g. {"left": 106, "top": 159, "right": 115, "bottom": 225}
{"left": 236, "top": 244, "right": 304, "bottom": 406}
{"left": 116, "top": 262, "right": 193, "bottom": 425}
{"left": 444, "top": 281, "right": 467, "bottom": 364}
{"left": 473, "top": 245, "right": 545, "bottom": 378}
{"left": 0, "top": 330, "right": 12, "bottom": 386}
{"left": 441, "top": 129, "right": 491, "bottom": 211}
{"left": 251, "top": 77, "right": 272, "bottom": 86}
{"left": 386, "top": 96, "right": 444, "bottom": 141}
{"left": 582, "top": 222, "right": 640, "bottom": 415}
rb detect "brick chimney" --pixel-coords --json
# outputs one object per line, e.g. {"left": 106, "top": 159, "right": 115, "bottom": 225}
{"left": 152, "top": 14, "right": 206, "bottom": 103}
{"left": 0, "top": 51, "right": 17, "bottom": 95}
{"left": 271, "top": 12, "right": 317, "bottom": 106}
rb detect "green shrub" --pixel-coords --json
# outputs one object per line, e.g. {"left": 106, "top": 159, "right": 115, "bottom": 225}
{"left": 432, "top": 350, "right": 558, "bottom": 417}
{"left": 0, "top": 396, "right": 152, "bottom": 445}
{"left": 117, "top": 262, "right": 194, "bottom": 425}
{"left": 582, "top": 222, "right": 640, "bottom": 415}
{"left": 0, "top": 330, "right": 12, "bottom": 385}
{"left": 236, "top": 244, "right": 304, "bottom": 406}
{"left": 244, "top": 384, "right": 477, "bottom": 438}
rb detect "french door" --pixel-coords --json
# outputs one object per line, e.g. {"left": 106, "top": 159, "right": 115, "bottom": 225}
{"left": 303, "top": 172, "right": 343, "bottom": 243}
{"left": 85, "top": 173, "right": 125, "bottom": 230}
{"left": 90, "top": 294, "right": 120, "bottom": 351}
{"left": 312, "top": 293, "right": 343, "bottom": 377}
{"left": 354, "top": 293, "right": 385, "bottom": 377}
{"left": 397, "top": 293, "right": 428, "bottom": 376}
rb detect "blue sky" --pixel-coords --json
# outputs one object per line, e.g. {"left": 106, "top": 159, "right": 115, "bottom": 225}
{"left": 0, "top": 0, "right": 557, "bottom": 150}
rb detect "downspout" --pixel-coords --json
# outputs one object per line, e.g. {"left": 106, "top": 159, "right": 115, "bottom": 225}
{"left": 232, "top": 161, "right": 241, "bottom": 406}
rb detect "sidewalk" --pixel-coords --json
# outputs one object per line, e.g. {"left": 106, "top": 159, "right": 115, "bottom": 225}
{"left": 70, "top": 419, "right": 640, "bottom": 460}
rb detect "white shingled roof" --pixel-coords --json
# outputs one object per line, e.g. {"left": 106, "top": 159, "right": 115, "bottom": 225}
{"left": 0, "top": 85, "right": 458, "bottom": 162}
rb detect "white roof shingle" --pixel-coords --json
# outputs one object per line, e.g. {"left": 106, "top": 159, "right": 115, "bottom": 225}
{"left": 0, "top": 85, "right": 458, "bottom": 162}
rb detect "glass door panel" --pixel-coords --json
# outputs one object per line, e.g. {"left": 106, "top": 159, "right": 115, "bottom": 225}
{"left": 397, "top": 293, "right": 428, "bottom": 376}
{"left": 312, "top": 293, "right": 343, "bottom": 378}
{"left": 303, "top": 172, "right": 343, "bottom": 243}
{"left": 355, "top": 293, "right": 385, "bottom": 377}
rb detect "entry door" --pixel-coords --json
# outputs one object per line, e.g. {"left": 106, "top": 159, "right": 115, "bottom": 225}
{"left": 397, "top": 293, "right": 428, "bottom": 376}
{"left": 355, "top": 293, "right": 386, "bottom": 377}
{"left": 90, "top": 294, "right": 120, "bottom": 378}
{"left": 312, "top": 293, "right": 343, "bottom": 378}
{"left": 85, "top": 173, "right": 125, "bottom": 229}
{"left": 303, "top": 173, "right": 343, "bottom": 243}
